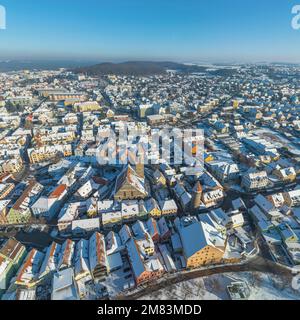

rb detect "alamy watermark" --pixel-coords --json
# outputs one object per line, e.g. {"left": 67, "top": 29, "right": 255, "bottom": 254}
{"left": 0, "top": 5, "right": 6, "bottom": 29}
{"left": 292, "top": 5, "right": 300, "bottom": 30}
{"left": 96, "top": 125, "right": 204, "bottom": 176}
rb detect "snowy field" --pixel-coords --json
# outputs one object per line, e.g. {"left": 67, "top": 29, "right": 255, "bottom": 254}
{"left": 138, "top": 272, "right": 300, "bottom": 300}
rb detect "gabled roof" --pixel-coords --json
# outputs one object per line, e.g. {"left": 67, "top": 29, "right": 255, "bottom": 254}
{"left": 179, "top": 220, "right": 225, "bottom": 259}
{"left": 16, "top": 249, "right": 44, "bottom": 284}
{"left": 146, "top": 218, "right": 159, "bottom": 238}
{"left": 145, "top": 197, "right": 160, "bottom": 212}
{"left": 158, "top": 217, "right": 169, "bottom": 236}
{"left": 57, "top": 239, "right": 75, "bottom": 270}
{"left": 126, "top": 238, "right": 145, "bottom": 278}
{"left": 49, "top": 184, "right": 67, "bottom": 199}
{"left": 210, "top": 208, "right": 229, "bottom": 226}
{"left": 254, "top": 194, "right": 278, "bottom": 214}
{"left": 118, "top": 224, "right": 132, "bottom": 244}
{"left": 159, "top": 199, "right": 177, "bottom": 211}
{"left": 89, "top": 232, "right": 106, "bottom": 272}
{"left": 74, "top": 239, "right": 90, "bottom": 276}
{"left": 105, "top": 231, "right": 122, "bottom": 256}
{"left": 232, "top": 197, "right": 246, "bottom": 211}
{"left": 132, "top": 220, "right": 147, "bottom": 238}
{"left": 39, "top": 242, "right": 61, "bottom": 277}
{"left": 0, "top": 238, "right": 25, "bottom": 261}
{"left": 114, "top": 165, "right": 147, "bottom": 196}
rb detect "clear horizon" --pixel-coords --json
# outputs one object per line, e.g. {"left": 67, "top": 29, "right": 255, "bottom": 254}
{"left": 1, "top": 59, "right": 300, "bottom": 66}
{"left": 0, "top": 0, "right": 300, "bottom": 63}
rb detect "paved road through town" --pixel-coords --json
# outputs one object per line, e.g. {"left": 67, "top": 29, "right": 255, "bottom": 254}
{"left": 116, "top": 255, "right": 293, "bottom": 300}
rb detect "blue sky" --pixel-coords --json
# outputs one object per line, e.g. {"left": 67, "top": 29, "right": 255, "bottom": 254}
{"left": 0, "top": 0, "right": 300, "bottom": 63}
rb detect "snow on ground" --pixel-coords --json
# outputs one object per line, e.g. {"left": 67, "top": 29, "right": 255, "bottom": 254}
{"left": 138, "top": 272, "right": 300, "bottom": 300}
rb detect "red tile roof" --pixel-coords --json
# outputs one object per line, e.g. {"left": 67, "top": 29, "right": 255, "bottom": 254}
{"left": 49, "top": 184, "right": 67, "bottom": 198}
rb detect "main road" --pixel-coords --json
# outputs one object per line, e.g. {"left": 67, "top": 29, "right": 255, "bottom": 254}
{"left": 116, "top": 255, "right": 293, "bottom": 300}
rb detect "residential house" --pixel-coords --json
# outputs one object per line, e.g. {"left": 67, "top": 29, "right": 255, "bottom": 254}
{"left": 283, "top": 190, "right": 300, "bottom": 207}
{"left": 0, "top": 239, "right": 26, "bottom": 295}
{"left": 105, "top": 231, "right": 123, "bottom": 256}
{"left": 159, "top": 199, "right": 178, "bottom": 217}
{"left": 0, "top": 183, "right": 15, "bottom": 200}
{"left": 101, "top": 211, "right": 122, "bottom": 229}
{"left": 89, "top": 232, "right": 107, "bottom": 280}
{"left": 27, "top": 144, "right": 72, "bottom": 164}
{"left": 31, "top": 184, "right": 67, "bottom": 221}
{"left": 51, "top": 268, "right": 79, "bottom": 300}
{"left": 241, "top": 171, "right": 269, "bottom": 192}
{"left": 198, "top": 171, "right": 225, "bottom": 208}
{"left": 126, "top": 238, "right": 164, "bottom": 285}
{"left": 39, "top": 242, "right": 61, "bottom": 280}
{"left": 7, "top": 180, "right": 43, "bottom": 224}
{"left": 72, "top": 218, "right": 100, "bottom": 236}
{"left": 118, "top": 225, "right": 133, "bottom": 245}
{"left": 74, "top": 239, "right": 91, "bottom": 281}
{"left": 0, "top": 200, "right": 10, "bottom": 225}
{"left": 254, "top": 194, "right": 282, "bottom": 220}
{"left": 274, "top": 167, "right": 297, "bottom": 183}
{"left": 57, "top": 202, "right": 83, "bottom": 232}
{"left": 0, "top": 158, "right": 24, "bottom": 175}
{"left": 209, "top": 161, "right": 240, "bottom": 183}
{"left": 157, "top": 217, "right": 171, "bottom": 241}
{"left": 15, "top": 249, "right": 45, "bottom": 288}
{"left": 146, "top": 218, "right": 160, "bottom": 243}
{"left": 145, "top": 198, "right": 161, "bottom": 218}
{"left": 57, "top": 239, "right": 75, "bottom": 271}
{"left": 121, "top": 200, "right": 140, "bottom": 222}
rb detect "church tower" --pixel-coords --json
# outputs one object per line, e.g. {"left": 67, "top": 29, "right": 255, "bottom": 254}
{"left": 136, "top": 163, "right": 145, "bottom": 179}
{"left": 135, "top": 143, "right": 145, "bottom": 179}
{"left": 191, "top": 181, "right": 202, "bottom": 212}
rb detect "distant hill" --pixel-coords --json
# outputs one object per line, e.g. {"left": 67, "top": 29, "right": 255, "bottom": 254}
{"left": 74, "top": 61, "right": 209, "bottom": 76}
{"left": 0, "top": 59, "right": 239, "bottom": 77}
{"left": 0, "top": 60, "right": 97, "bottom": 72}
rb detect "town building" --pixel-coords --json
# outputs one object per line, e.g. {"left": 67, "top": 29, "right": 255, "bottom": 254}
{"left": 178, "top": 220, "right": 226, "bottom": 268}
{"left": 51, "top": 268, "right": 79, "bottom": 300}
{"left": 27, "top": 145, "right": 73, "bottom": 164}
{"left": 126, "top": 238, "right": 164, "bottom": 285}
{"left": 114, "top": 165, "right": 148, "bottom": 201}
{"left": 15, "top": 249, "right": 45, "bottom": 288}
{"left": 89, "top": 232, "right": 108, "bottom": 280}
{"left": 6, "top": 180, "right": 43, "bottom": 224}
{"left": 241, "top": 171, "right": 269, "bottom": 192}
{"left": 0, "top": 239, "right": 27, "bottom": 296}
